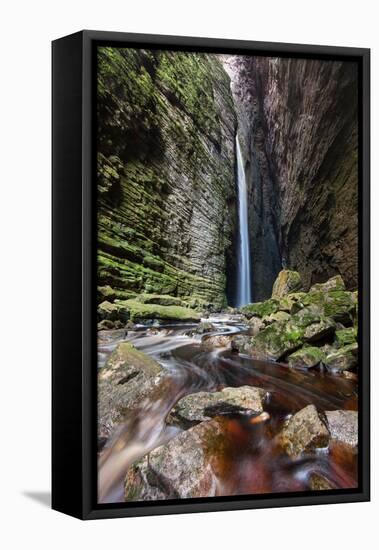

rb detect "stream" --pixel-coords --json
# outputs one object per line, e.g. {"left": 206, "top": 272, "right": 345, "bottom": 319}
{"left": 97, "top": 315, "right": 358, "bottom": 503}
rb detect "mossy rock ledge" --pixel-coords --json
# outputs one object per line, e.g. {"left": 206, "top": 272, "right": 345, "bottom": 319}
{"left": 98, "top": 295, "right": 201, "bottom": 324}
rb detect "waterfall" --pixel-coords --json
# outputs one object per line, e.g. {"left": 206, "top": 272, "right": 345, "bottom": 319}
{"left": 236, "top": 135, "right": 252, "bottom": 307}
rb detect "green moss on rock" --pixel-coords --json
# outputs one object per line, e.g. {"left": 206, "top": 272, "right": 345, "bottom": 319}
{"left": 137, "top": 294, "right": 186, "bottom": 307}
{"left": 241, "top": 299, "right": 280, "bottom": 319}
{"left": 271, "top": 270, "right": 302, "bottom": 299}
{"left": 325, "top": 343, "right": 358, "bottom": 372}
{"left": 335, "top": 327, "right": 357, "bottom": 347}
{"left": 96, "top": 47, "right": 237, "bottom": 312}
{"left": 119, "top": 299, "right": 201, "bottom": 323}
{"left": 278, "top": 292, "right": 307, "bottom": 314}
{"left": 287, "top": 346, "right": 326, "bottom": 370}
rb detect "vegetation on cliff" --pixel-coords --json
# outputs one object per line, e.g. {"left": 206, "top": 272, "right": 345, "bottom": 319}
{"left": 97, "top": 47, "right": 237, "bottom": 312}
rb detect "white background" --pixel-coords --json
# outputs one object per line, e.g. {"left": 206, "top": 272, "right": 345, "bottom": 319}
{"left": 0, "top": 0, "right": 377, "bottom": 548}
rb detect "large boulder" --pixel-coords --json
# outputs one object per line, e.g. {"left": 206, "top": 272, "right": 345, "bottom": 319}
{"left": 325, "top": 410, "right": 358, "bottom": 449}
{"left": 335, "top": 327, "right": 357, "bottom": 347}
{"left": 304, "top": 318, "right": 336, "bottom": 342}
{"left": 263, "top": 311, "right": 291, "bottom": 325}
{"left": 298, "top": 289, "right": 356, "bottom": 324}
{"left": 248, "top": 321, "right": 304, "bottom": 360}
{"left": 278, "top": 405, "right": 329, "bottom": 457}
{"left": 309, "top": 275, "right": 345, "bottom": 293}
{"left": 231, "top": 334, "right": 254, "bottom": 355}
{"left": 124, "top": 419, "right": 224, "bottom": 500}
{"left": 287, "top": 346, "right": 326, "bottom": 370}
{"left": 98, "top": 300, "right": 125, "bottom": 322}
{"left": 98, "top": 285, "right": 117, "bottom": 303}
{"left": 201, "top": 334, "right": 234, "bottom": 349}
{"left": 325, "top": 343, "right": 358, "bottom": 372}
{"left": 246, "top": 309, "right": 320, "bottom": 361}
{"left": 278, "top": 292, "right": 307, "bottom": 314}
{"left": 272, "top": 270, "right": 302, "bottom": 299}
{"left": 240, "top": 299, "right": 280, "bottom": 319}
{"left": 168, "top": 386, "right": 266, "bottom": 427}
{"left": 98, "top": 342, "right": 164, "bottom": 441}
{"left": 247, "top": 316, "right": 265, "bottom": 335}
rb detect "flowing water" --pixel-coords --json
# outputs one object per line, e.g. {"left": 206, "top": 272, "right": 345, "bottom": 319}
{"left": 97, "top": 317, "right": 358, "bottom": 503}
{"left": 236, "top": 136, "right": 252, "bottom": 306}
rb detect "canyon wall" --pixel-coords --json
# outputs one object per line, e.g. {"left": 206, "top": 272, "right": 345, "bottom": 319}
{"left": 97, "top": 48, "right": 359, "bottom": 310}
{"left": 97, "top": 48, "right": 237, "bottom": 309}
{"left": 226, "top": 55, "right": 358, "bottom": 296}
{"left": 260, "top": 57, "right": 358, "bottom": 291}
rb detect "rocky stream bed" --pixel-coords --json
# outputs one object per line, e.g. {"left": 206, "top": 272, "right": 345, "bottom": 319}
{"left": 97, "top": 271, "right": 358, "bottom": 503}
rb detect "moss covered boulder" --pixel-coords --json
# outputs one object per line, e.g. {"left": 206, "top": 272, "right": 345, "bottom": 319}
{"left": 248, "top": 321, "right": 305, "bottom": 361}
{"left": 263, "top": 311, "right": 291, "bottom": 325}
{"left": 240, "top": 299, "right": 280, "bottom": 319}
{"left": 298, "top": 288, "right": 356, "bottom": 324}
{"left": 325, "top": 343, "right": 358, "bottom": 372}
{"left": 278, "top": 292, "right": 307, "bottom": 314}
{"left": 335, "top": 327, "right": 357, "bottom": 347}
{"left": 287, "top": 346, "right": 326, "bottom": 370}
{"left": 231, "top": 334, "right": 254, "bottom": 355}
{"left": 304, "top": 318, "right": 336, "bottom": 342}
{"left": 248, "top": 307, "right": 326, "bottom": 361}
{"left": 98, "top": 285, "right": 117, "bottom": 303}
{"left": 115, "top": 299, "right": 201, "bottom": 323}
{"left": 309, "top": 275, "right": 345, "bottom": 293}
{"left": 271, "top": 270, "right": 302, "bottom": 299}
{"left": 98, "top": 300, "right": 126, "bottom": 322}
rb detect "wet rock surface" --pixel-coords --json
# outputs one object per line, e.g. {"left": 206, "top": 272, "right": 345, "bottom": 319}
{"left": 201, "top": 334, "right": 234, "bottom": 349}
{"left": 168, "top": 386, "right": 266, "bottom": 427}
{"left": 325, "top": 410, "right": 358, "bottom": 449}
{"left": 271, "top": 270, "right": 303, "bottom": 299}
{"left": 287, "top": 347, "right": 326, "bottom": 370}
{"left": 98, "top": 342, "right": 164, "bottom": 441}
{"left": 278, "top": 405, "right": 330, "bottom": 457}
{"left": 325, "top": 344, "right": 358, "bottom": 372}
{"left": 124, "top": 419, "right": 224, "bottom": 500}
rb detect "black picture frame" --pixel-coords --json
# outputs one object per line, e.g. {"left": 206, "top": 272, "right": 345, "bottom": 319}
{"left": 52, "top": 30, "right": 370, "bottom": 520}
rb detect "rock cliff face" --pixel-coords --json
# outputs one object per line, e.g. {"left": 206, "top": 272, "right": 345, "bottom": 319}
{"left": 224, "top": 55, "right": 358, "bottom": 296}
{"left": 97, "top": 48, "right": 237, "bottom": 309}
{"left": 97, "top": 48, "right": 359, "bottom": 312}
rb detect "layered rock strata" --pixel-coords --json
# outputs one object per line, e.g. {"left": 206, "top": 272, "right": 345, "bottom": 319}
{"left": 97, "top": 48, "right": 238, "bottom": 310}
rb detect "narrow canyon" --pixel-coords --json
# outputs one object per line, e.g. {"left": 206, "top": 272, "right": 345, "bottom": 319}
{"left": 96, "top": 48, "right": 359, "bottom": 504}
{"left": 97, "top": 49, "right": 358, "bottom": 308}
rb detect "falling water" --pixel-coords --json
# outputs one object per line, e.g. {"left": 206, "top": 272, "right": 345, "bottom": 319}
{"left": 236, "top": 135, "right": 252, "bottom": 306}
